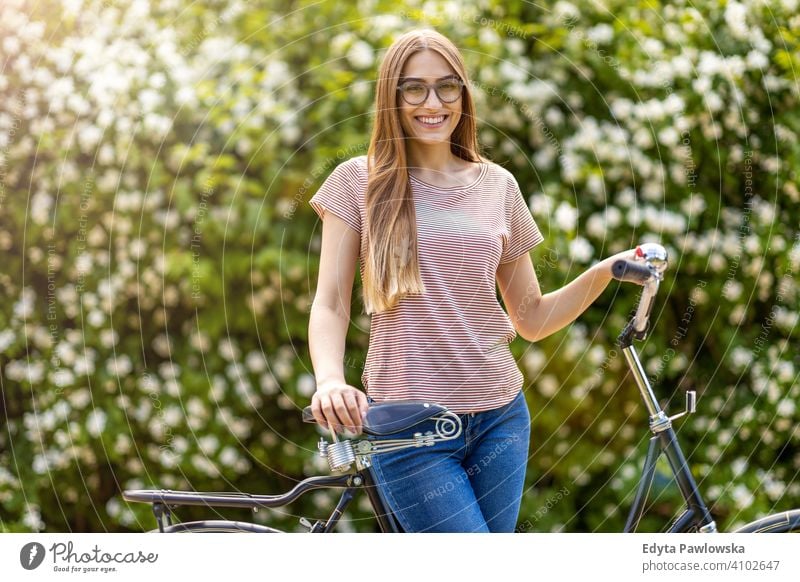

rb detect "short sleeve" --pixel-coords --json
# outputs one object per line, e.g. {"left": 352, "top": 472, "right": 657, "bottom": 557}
{"left": 309, "top": 159, "right": 363, "bottom": 233}
{"left": 500, "top": 181, "right": 544, "bottom": 264}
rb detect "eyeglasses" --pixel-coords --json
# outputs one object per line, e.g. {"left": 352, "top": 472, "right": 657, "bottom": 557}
{"left": 396, "top": 78, "right": 464, "bottom": 105}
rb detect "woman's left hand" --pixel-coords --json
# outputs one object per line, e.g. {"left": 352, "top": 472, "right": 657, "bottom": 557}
{"left": 595, "top": 248, "right": 642, "bottom": 283}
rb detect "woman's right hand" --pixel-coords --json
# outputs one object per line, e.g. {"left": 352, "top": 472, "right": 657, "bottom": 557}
{"left": 310, "top": 380, "right": 370, "bottom": 435}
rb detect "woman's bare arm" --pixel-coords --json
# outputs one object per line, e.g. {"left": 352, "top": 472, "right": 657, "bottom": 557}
{"left": 496, "top": 249, "right": 636, "bottom": 342}
{"left": 308, "top": 212, "right": 369, "bottom": 433}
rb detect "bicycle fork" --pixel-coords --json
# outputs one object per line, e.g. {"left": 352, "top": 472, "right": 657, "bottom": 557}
{"left": 621, "top": 344, "right": 717, "bottom": 533}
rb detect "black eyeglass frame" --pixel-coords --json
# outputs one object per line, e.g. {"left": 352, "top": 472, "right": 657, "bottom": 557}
{"left": 395, "top": 77, "right": 465, "bottom": 106}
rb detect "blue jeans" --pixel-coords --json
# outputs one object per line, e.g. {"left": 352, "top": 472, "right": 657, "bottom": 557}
{"left": 367, "top": 390, "right": 530, "bottom": 532}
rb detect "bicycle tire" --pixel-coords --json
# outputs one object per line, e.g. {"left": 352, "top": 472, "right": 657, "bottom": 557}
{"left": 148, "top": 520, "right": 284, "bottom": 533}
{"left": 733, "top": 509, "right": 800, "bottom": 533}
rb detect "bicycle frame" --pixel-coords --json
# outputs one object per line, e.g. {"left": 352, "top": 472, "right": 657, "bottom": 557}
{"left": 615, "top": 245, "right": 716, "bottom": 533}
{"left": 619, "top": 342, "right": 716, "bottom": 533}
{"left": 124, "top": 465, "right": 404, "bottom": 533}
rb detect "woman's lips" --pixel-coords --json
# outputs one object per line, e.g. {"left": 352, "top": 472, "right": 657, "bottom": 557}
{"left": 415, "top": 114, "right": 448, "bottom": 128}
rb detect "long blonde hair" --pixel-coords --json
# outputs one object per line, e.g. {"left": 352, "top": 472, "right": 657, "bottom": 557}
{"left": 363, "top": 29, "right": 487, "bottom": 314}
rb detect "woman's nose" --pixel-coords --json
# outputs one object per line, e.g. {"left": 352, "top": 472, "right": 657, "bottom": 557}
{"left": 423, "top": 88, "right": 443, "bottom": 108}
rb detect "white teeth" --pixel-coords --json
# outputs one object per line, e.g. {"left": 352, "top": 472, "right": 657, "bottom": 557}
{"left": 418, "top": 115, "right": 445, "bottom": 125}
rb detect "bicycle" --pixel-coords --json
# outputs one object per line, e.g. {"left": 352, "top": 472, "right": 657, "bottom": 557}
{"left": 122, "top": 243, "right": 800, "bottom": 533}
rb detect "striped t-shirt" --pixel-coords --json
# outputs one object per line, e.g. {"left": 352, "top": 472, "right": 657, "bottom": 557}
{"left": 309, "top": 155, "right": 544, "bottom": 413}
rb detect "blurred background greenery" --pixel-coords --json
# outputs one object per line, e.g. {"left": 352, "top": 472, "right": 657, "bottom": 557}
{"left": 0, "top": 0, "right": 798, "bottom": 532}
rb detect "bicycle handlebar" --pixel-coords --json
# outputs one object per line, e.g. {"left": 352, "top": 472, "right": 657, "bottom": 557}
{"left": 611, "top": 259, "right": 652, "bottom": 283}
{"left": 613, "top": 243, "right": 668, "bottom": 346}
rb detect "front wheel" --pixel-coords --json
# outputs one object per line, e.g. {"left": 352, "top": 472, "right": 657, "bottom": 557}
{"left": 149, "top": 520, "right": 283, "bottom": 533}
{"left": 733, "top": 510, "right": 800, "bottom": 533}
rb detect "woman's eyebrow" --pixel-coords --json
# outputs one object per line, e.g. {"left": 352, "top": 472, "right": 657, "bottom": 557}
{"left": 399, "top": 74, "right": 460, "bottom": 82}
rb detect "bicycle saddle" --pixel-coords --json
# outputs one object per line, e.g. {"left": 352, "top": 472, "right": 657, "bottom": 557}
{"left": 302, "top": 400, "right": 448, "bottom": 437}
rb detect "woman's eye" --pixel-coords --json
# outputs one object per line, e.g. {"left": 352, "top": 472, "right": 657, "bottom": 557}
{"left": 404, "top": 84, "right": 426, "bottom": 95}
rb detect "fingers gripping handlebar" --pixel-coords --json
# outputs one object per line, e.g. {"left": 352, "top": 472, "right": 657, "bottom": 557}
{"left": 611, "top": 260, "right": 652, "bottom": 283}
{"left": 612, "top": 243, "right": 669, "bottom": 347}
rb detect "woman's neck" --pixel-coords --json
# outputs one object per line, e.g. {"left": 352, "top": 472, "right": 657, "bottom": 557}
{"left": 406, "top": 143, "right": 459, "bottom": 173}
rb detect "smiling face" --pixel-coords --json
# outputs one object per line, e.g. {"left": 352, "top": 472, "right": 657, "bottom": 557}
{"left": 397, "top": 49, "right": 463, "bottom": 146}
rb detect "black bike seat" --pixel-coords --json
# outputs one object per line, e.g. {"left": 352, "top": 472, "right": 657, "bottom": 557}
{"left": 302, "top": 400, "right": 448, "bottom": 437}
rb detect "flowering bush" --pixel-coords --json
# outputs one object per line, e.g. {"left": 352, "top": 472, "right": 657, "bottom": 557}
{"left": 0, "top": 0, "right": 797, "bottom": 532}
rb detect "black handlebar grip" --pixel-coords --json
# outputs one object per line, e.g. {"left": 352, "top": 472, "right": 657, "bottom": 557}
{"left": 612, "top": 260, "right": 652, "bottom": 283}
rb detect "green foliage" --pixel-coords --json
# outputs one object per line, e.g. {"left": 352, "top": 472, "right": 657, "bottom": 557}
{"left": 0, "top": 0, "right": 798, "bottom": 533}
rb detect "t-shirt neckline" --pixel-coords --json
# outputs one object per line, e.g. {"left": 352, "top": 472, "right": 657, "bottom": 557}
{"left": 408, "top": 162, "right": 487, "bottom": 191}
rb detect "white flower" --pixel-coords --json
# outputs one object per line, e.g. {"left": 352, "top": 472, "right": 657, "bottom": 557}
{"left": 724, "top": 1, "right": 749, "bottom": 40}
{"left": 554, "top": 202, "right": 578, "bottom": 231}
{"left": 191, "top": 331, "right": 210, "bottom": 352}
{"left": 656, "top": 126, "right": 678, "bottom": 146}
{"left": 152, "top": 334, "right": 172, "bottom": 358}
{"left": 729, "top": 346, "right": 753, "bottom": 371}
{"left": 158, "top": 361, "right": 180, "bottom": 380}
{"left": 219, "top": 446, "right": 238, "bottom": 467}
{"left": 162, "top": 405, "right": 183, "bottom": 427}
{"left": 0, "top": 329, "right": 15, "bottom": 352}
{"left": 297, "top": 373, "right": 316, "bottom": 397}
{"left": 586, "top": 213, "right": 605, "bottom": 238}
{"left": 100, "top": 328, "right": 119, "bottom": 348}
{"left": 722, "top": 280, "right": 743, "bottom": 301}
{"left": 777, "top": 399, "right": 795, "bottom": 417}
{"left": 22, "top": 504, "right": 45, "bottom": 531}
{"left": 680, "top": 194, "right": 706, "bottom": 217}
{"left": 51, "top": 368, "right": 75, "bottom": 388}
{"left": 3, "top": 36, "right": 21, "bottom": 56}
{"left": 107, "top": 354, "right": 132, "bottom": 376}
{"left": 605, "top": 206, "right": 622, "bottom": 227}
{"left": 478, "top": 27, "right": 500, "bottom": 48}
{"left": 87, "top": 309, "right": 105, "bottom": 327}
{"left": 245, "top": 351, "right": 266, "bottom": 374}
{"left": 260, "top": 372, "right": 278, "bottom": 395}
{"left": 499, "top": 61, "right": 528, "bottom": 83}
{"left": 730, "top": 483, "right": 754, "bottom": 509}
{"left": 75, "top": 252, "right": 92, "bottom": 275}
{"left": 746, "top": 49, "right": 768, "bottom": 70}
{"left": 587, "top": 23, "right": 613, "bottom": 44}
{"left": 219, "top": 338, "right": 240, "bottom": 361}
{"left": 554, "top": 1, "right": 579, "bottom": 21}
{"left": 86, "top": 409, "right": 107, "bottom": 437}
{"left": 569, "top": 237, "right": 594, "bottom": 262}
{"left": 30, "top": 191, "right": 53, "bottom": 225}
{"left": 705, "top": 92, "right": 723, "bottom": 112}
{"left": 346, "top": 40, "right": 374, "bottom": 70}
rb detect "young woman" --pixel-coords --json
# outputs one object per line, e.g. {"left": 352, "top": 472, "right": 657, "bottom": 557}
{"left": 308, "top": 28, "right": 636, "bottom": 532}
